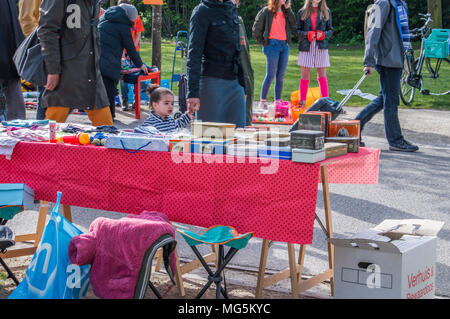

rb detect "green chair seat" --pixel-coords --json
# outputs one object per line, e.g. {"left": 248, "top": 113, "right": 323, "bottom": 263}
{"left": 177, "top": 225, "right": 253, "bottom": 250}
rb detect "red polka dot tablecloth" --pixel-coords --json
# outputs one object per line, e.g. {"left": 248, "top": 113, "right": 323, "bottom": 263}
{"left": 0, "top": 142, "right": 380, "bottom": 244}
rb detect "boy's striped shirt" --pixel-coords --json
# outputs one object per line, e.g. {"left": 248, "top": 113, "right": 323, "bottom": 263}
{"left": 135, "top": 111, "right": 191, "bottom": 134}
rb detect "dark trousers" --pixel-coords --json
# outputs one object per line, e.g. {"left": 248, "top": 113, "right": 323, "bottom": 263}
{"left": 36, "top": 86, "right": 46, "bottom": 120}
{"left": 102, "top": 75, "right": 118, "bottom": 118}
{"left": 355, "top": 65, "right": 404, "bottom": 145}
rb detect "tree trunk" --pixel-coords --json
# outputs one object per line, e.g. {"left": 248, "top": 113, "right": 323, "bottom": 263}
{"left": 152, "top": 5, "right": 162, "bottom": 70}
{"left": 109, "top": 0, "right": 115, "bottom": 7}
{"left": 427, "top": 0, "right": 442, "bottom": 28}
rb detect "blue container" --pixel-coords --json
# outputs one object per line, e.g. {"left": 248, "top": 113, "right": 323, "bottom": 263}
{"left": 191, "top": 138, "right": 236, "bottom": 155}
{"left": 0, "top": 183, "right": 35, "bottom": 209}
{"left": 258, "top": 146, "right": 292, "bottom": 160}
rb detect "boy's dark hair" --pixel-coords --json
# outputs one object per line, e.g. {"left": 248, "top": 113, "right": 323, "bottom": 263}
{"left": 147, "top": 84, "right": 174, "bottom": 106}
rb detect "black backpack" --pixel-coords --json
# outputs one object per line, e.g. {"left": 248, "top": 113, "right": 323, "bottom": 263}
{"left": 289, "top": 97, "right": 344, "bottom": 132}
{"left": 13, "top": 0, "right": 78, "bottom": 87}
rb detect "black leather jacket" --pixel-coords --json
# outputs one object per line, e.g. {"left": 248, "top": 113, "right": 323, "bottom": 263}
{"left": 186, "top": 0, "right": 244, "bottom": 99}
{"left": 296, "top": 8, "right": 333, "bottom": 52}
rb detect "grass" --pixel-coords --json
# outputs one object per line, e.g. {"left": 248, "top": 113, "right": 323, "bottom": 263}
{"left": 139, "top": 40, "right": 450, "bottom": 110}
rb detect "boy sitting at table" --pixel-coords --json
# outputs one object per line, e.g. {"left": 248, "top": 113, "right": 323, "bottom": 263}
{"left": 134, "top": 84, "right": 193, "bottom": 134}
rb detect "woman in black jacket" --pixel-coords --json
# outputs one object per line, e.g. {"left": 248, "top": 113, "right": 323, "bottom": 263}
{"left": 99, "top": 4, "right": 148, "bottom": 119}
{"left": 186, "top": 0, "right": 246, "bottom": 128}
{"left": 0, "top": 0, "right": 26, "bottom": 121}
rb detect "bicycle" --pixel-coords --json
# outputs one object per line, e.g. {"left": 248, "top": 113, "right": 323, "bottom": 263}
{"left": 400, "top": 13, "right": 450, "bottom": 105}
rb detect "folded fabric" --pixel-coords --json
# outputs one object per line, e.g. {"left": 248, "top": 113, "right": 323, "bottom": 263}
{"left": 68, "top": 211, "right": 177, "bottom": 299}
{"left": 0, "top": 136, "right": 20, "bottom": 157}
{"left": 1, "top": 119, "right": 49, "bottom": 127}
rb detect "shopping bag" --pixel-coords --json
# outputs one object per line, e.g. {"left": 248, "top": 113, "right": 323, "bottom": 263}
{"left": 8, "top": 192, "right": 90, "bottom": 299}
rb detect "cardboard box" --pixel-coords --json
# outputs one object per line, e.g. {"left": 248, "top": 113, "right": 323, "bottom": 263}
{"left": 104, "top": 134, "right": 169, "bottom": 152}
{"left": 191, "top": 121, "right": 236, "bottom": 139}
{"left": 226, "top": 144, "right": 258, "bottom": 157}
{"left": 330, "top": 219, "right": 444, "bottom": 299}
{"left": 0, "top": 183, "right": 35, "bottom": 209}
{"left": 292, "top": 148, "right": 325, "bottom": 163}
{"left": 191, "top": 138, "right": 237, "bottom": 155}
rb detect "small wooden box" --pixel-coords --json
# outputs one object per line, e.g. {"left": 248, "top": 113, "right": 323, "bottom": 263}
{"left": 253, "top": 131, "right": 290, "bottom": 141}
{"left": 191, "top": 138, "right": 237, "bottom": 154}
{"left": 309, "top": 111, "right": 332, "bottom": 136}
{"left": 290, "top": 130, "right": 324, "bottom": 150}
{"left": 191, "top": 121, "right": 236, "bottom": 139}
{"left": 169, "top": 136, "right": 195, "bottom": 153}
{"left": 324, "top": 142, "right": 348, "bottom": 159}
{"left": 328, "top": 120, "right": 360, "bottom": 138}
{"left": 325, "top": 136, "right": 359, "bottom": 153}
{"left": 244, "top": 125, "right": 271, "bottom": 131}
{"left": 266, "top": 137, "right": 290, "bottom": 147}
{"left": 298, "top": 112, "right": 327, "bottom": 136}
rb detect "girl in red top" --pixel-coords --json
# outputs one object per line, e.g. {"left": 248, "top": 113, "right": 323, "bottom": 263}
{"left": 296, "top": 0, "right": 333, "bottom": 106}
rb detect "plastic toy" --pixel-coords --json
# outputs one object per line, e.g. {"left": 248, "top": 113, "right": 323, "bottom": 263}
{"left": 57, "top": 133, "right": 91, "bottom": 145}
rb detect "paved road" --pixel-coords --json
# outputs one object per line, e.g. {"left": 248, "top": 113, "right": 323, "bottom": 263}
{"left": 9, "top": 104, "right": 450, "bottom": 297}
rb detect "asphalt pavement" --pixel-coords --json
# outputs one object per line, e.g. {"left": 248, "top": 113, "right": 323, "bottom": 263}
{"left": 8, "top": 102, "right": 450, "bottom": 298}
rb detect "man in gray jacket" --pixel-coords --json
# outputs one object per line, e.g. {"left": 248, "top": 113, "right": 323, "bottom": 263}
{"left": 38, "top": 0, "right": 113, "bottom": 126}
{"left": 356, "top": 0, "right": 418, "bottom": 152}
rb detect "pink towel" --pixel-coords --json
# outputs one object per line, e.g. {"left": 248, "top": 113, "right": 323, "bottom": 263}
{"left": 68, "top": 211, "right": 177, "bottom": 299}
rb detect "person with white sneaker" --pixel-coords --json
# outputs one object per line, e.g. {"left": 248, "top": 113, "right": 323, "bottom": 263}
{"left": 356, "top": 0, "right": 419, "bottom": 152}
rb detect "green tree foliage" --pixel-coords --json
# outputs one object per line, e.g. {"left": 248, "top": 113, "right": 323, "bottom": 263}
{"left": 109, "top": 0, "right": 438, "bottom": 45}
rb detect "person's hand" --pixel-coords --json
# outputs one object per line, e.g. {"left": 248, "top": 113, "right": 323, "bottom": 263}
{"left": 364, "top": 66, "right": 373, "bottom": 76}
{"left": 187, "top": 98, "right": 200, "bottom": 113}
{"left": 140, "top": 64, "right": 149, "bottom": 74}
{"left": 307, "top": 31, "right": 316, "bottom": 42}
{"left": 283, "top": 0, "right": 291, "bottom": 9}
{"left": 45, "top": 74, "right": 60, "bottom": 91}
{"left": 316, "top": 30, "right": 325, "bottom": 41}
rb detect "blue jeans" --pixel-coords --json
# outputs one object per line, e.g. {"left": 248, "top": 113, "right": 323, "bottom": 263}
{"left": 199, "top": 76, "right": 246, "bottom": 128}
{"left": 355, "top": 65, "right": 404, "bottom": 145}
{"left": 261, "top": 39, "right": 290, "bottom": 100}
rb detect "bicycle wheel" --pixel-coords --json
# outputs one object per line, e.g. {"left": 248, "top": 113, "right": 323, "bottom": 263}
{"left": 423, "top": 57, "right": 450, "bottom": 96}
{"left": 400, "top": 58, "right": 416, "bottom": 105}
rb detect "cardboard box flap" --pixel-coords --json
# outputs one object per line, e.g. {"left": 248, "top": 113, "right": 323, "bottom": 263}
{"left": 373, "top": 219, "right": 444, "bottom": 239}
{"left": 329, "top": 236, "right": 401, "bottom": 254}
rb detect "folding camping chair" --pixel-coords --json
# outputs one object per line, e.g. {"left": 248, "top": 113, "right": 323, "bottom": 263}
{"left": 177, "top": 225, "right": 253, "bottom": 299}
{"left": 133, "top": 234, "right": 178, "bottom": 299}
{"left": 0, "top": 205, "right": 25, "bottom": 286}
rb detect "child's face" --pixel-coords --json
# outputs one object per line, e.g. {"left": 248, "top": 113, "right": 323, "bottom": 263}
{"left": 152, "top": 93, "right": 175, "bottom": 118}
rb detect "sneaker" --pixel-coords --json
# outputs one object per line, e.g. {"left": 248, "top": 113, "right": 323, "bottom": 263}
{"left": 389, "top": 140, "right": 419, "bottom": 152}
{"left": 121, "top": 100, "right": 129, "bottom": 111}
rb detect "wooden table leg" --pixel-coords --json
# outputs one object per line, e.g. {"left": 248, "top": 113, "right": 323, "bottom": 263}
{"left": 62, "top": 204, "right": 72, "bottom": 223}
{"left": 255, "top": 165, "right": 335, "bottom": 298}
{"left": 321, "top": 165, "right": 335, "bottom": 295}
{"left": 255, "top": 239, "right": 269, "bottom": 298}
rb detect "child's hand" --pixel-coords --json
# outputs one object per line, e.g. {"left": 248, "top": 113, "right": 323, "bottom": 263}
{"left": 316, "top": 30, "right": 325, "bottom": 41}
{"left": 186, "top": 110, "right": 194, "bottom": 119}
{"left": 307, "top": 31, "right": 316, "bottom": 42}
